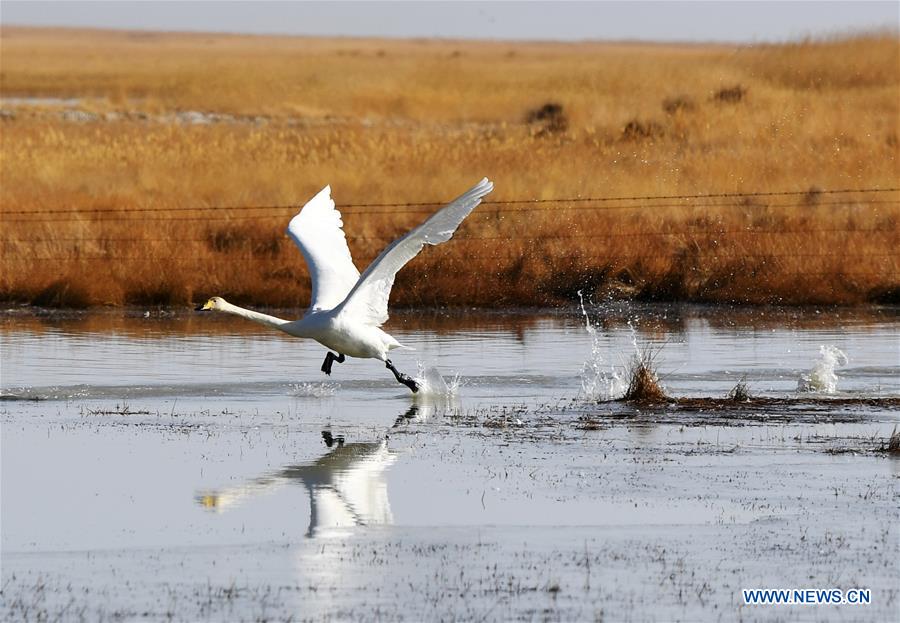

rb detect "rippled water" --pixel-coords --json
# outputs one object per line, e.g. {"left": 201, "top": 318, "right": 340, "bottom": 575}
{"left": 1, "top": 305, "right": 898, "bottom": 621}
{"left": 3, "top": 305, "right": 898, "bottom": 402}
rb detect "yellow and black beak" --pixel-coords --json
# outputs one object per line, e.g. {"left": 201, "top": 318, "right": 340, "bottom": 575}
{"left": 195, "top": 299, "right": 214, "bottom": 312}
{"left": 197, "top": 494, "right": 220, "bottom": 508}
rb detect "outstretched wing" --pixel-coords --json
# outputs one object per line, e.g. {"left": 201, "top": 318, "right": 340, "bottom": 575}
{"left": 336, "top": 178, "right": 494, "bottom": 326}
{"left": 286, "top": 185, "right": 360, "bottom": 313}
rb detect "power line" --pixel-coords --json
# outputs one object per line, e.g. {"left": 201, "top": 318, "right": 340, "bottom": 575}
{"left": 4, "top": 252, "right": 897, "bottom": 261}
{"left": 1, "top": 227, "right": 897, "bottom": 245}
{"left": 3, "top": 198, "right": 899, "bottom": 223}
{"left": 345, "top": 187, "right": 900, "bottom": 208}
{"left": 1, "top": 187, "right": 897, "bottom": 219}
{"left": 3, "top": 230, "right": 897, "bottom": 256}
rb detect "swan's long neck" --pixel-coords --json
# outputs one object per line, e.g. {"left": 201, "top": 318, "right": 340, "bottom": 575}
{"left": 219, "top": 301, "right": 290, "bottom": 331}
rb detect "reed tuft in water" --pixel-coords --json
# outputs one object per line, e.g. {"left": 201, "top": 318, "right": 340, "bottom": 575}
{"left": 727, "top": 378, "right": 752, "bottom": 402}
{"left": 622, "top": 348, "right": 669, "bottom": 404}
{"left": 881, "top": 426, "right": 900, "bottom": 455}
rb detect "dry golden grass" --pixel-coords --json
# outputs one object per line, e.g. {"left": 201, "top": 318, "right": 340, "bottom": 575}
{"left": 1, "top": 27, "right": 898, "bottom": 308}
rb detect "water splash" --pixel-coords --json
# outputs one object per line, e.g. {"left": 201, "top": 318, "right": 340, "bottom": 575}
{"left": 578, "top": 291, "right": 628, "bottom": 401}
{"left": 797, "top": 345, "right": 848, "bottom": 394}
{"left": 289, "top": 382, "right": 339, "bottom": 398}
{"left": 413, "top": 363, "right": 460, "bottom": 398}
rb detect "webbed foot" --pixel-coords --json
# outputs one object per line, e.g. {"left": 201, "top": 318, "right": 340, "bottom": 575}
{"left": 385, "top": 359, "right": 419, "bottom": 393}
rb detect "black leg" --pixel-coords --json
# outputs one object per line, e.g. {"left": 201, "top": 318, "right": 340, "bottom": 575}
{"left": 385, "top": 359, "right": 419, "bottom": 393}
{"left": 320, "top": 352, "right": 346, "bottom": 376}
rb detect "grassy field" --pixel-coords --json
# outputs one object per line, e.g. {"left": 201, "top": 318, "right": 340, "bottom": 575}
{"left": 1, "top": 27, "right": 898, "bottom": 308}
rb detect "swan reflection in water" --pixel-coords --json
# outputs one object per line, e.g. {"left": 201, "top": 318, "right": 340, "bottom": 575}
{"left": 195, "top": 405, "right": 432, "bottom": 538}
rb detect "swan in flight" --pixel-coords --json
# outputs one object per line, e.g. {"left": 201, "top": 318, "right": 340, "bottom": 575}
{"left": 196, "top": 177, "right": 494, "bottom": 392}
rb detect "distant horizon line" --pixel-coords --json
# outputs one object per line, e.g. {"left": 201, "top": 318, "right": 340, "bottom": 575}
{"left": 2, "top": 22, "right": 897, "bottom": 47}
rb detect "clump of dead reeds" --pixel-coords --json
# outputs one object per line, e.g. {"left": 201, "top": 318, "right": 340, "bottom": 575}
{"left": 621, "top": 119, "right": 665, "bottom": 141}
{"left": 575, "top": 416, "right": 604, "bottom": 431}
{"left": 712, "top": 85, "right": 747, "bottom": 103}
{"left": 662, "top": 95, "right": 695, "bottom": 115}
{"left": 525, "top": 102, "right": 568, "bottom": 135}
{"left": 727, "top": 378, "right": 752, "bottom": 402}
{"left": 622, "top": 348, "right": 669, "bottom": 404}
{"left": 880, "top": 426, "right": 900, "bottom": 455}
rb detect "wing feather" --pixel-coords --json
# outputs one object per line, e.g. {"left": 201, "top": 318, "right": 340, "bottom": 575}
{"left": 286, "top": 186, "right": 360, "bottom": 313}
{"left": 336, "top": 178, "right": 494, "bottom": 326}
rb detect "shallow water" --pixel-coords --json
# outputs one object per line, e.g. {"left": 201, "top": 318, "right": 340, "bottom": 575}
{"left": 1, "top": 305, "right": 898, "bottom": 621}
{"left": 3, "top": 305, "right": 898, "bottom": 402}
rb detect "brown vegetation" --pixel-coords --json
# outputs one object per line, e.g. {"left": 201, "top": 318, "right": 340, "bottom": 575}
{"left": 622, "top": 348, "right": 669, "bottom": 403}
{"left": 0, "top": 28, "right": 898, "bottom": 308}
{"left": 883, "top": 426, "right": 900, "bottom": 455}
{"left": 727, "top": 379, "right": 752, "bottom": 402}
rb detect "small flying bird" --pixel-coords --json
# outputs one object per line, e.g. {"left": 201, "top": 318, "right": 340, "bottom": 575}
{"left": 196, "top": 178, "right": 494, "bottom": 392}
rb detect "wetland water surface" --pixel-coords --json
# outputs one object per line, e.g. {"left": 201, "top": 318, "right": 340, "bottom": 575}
{"left": 1, "top": 305, "right": 898, "bottom": 622}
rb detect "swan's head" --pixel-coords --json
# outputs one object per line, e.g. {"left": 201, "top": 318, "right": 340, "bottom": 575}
{"left": 195, "top": 296, "right": 227, "bottom": 312}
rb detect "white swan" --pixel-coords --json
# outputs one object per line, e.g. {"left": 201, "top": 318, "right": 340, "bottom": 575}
{"left": 197, "top": 177, "right": 494, "bottom": 392}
